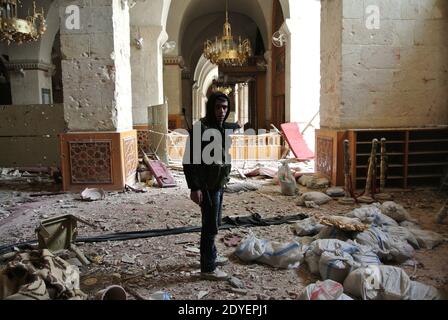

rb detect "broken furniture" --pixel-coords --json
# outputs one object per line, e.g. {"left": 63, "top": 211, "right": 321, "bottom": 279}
{"left": 315, "top": 127, "right": 448, "bottom": 189}
{"left": 357, "top": 139, "right": 378, "bottom": 204}
{"left": 35, "top": 214, "right": 95, "bottom": 265}
{"left": 339, "top": 139, "right": 355, "bottom": 205}
{"left": 141, "top": 148, "right": 176, "bottom": 187}
{"left": 280, "top": 122, "right": 315, "bottom": 161}
{"left": 376, "top": 138, "right": 392, "bottom": 200}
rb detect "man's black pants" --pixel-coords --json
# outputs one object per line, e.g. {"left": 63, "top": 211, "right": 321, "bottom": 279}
{"left": 200, "top": 188, "right": 223, "bottom": 273}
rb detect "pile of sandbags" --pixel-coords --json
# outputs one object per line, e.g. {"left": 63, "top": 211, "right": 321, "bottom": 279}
{"left": 304, "top": 239, "right": 380, "bottom": 284}
{"left": 355, "top": 226, "right": 415, "bottom": 263}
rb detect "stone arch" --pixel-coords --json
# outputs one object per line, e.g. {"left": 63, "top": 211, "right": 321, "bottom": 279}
{"left": 192, "top": 55, "right": 218, "bottom": 122}
{"left": 167, "top": 0, "right": 270, "bottom": 60}
{"left": 129, "top": 0, "right": 172, "bottom": 125}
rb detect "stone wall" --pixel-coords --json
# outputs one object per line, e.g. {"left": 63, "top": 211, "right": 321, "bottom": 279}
{"left": 60, "top": 0, "right": 133, "bottom": 132}
{"left": 163, "top": 61, "right": 183, "bottom": 116}
{"left": 321, "top": 0, "right": 343, "bottom": 128}
{"left": 321, "top": 0, "right": 448, "bottom": 129}
{"left": 0, "top": 104, "right": 66, "bottom": 167}
{"left": 130, "top": 25, "right": 166, "bottom": 125}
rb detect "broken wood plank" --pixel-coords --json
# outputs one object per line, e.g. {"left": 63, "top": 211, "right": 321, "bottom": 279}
{"left": 256, "top": 191, "right": 276, "bottom": 202}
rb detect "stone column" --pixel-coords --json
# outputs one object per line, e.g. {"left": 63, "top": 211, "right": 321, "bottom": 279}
{"left": 58, "top": 0, "right": 137, "bottom": 191}
{"left": 181, "top": 69, "right": 192, "bottom": 129}
{"left": 6, "top": 61, "right": 53, "bottom": 105}
{"left": 130, "top": 25, "right": 167, "bottom": 125}
{"left": 264, "top": 50, "right": 272, "bottom": 129}
{"left": 243, "top": 84, "right": 250, "bottom": 127}
{"left": 233, "top": 84, "right": 239, "bottom": 125}
{"left": 163, "top": 56, "right": 184, "bottom": 129}
{"left": 192, "top": 84, "right": 200, "bottom": 123}
{"left": 130, "top": 25, "right": 167, "bottom": 154}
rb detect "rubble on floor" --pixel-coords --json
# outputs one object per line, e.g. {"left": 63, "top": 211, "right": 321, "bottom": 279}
{"left": 0, "top": 164, "right": 447, "bottom": 300}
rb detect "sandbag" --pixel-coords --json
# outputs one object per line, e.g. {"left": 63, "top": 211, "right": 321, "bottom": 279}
{"left": 299, "top": 280, "right": 352, "bottom": 300}
{"left": 380, "top": 225, "right": 420, "bottom": 249}
{"left": 305, "top": 239, "right": 358, "bottom": 275}
{"left": 278, "top": 163, "right": 297, "bottom": 196}
{"left": 380, "top": 201, "right": 411, "bottom": 222}
{"left": 234, "top": 234, "right": 268, "bottom": 262}
{"left": 343, "top": 265, "right": 412, "bottom": 300}
{"left": 409, "top": 281, "right": 442, "bottom": 300}
{"left": 310, "top": 239, "right": 359, "bottom": 256}
{"left": 346, "top": 204, "right": 398, "bottom": 227}
{"left": 355, "top": 226, "right": 415, "bottom": 263}
{"left": 304, "top": 250, "right": 320, "bottom": 275}
{"left": 388, "top": 239, "right": 415, "bottom": 264}
{"left": 407, "top": 228, "right": 445, "bottom": 249}
{"left": 257, "top": 241, "right": 305, "bottom": 269}
{"left": 317, "top": 226, "right": 351, "bottom": 241}
{"left": 349, "top": 242, "right": 382, "bottom": 267}
{"left": 292, "top": 217, "right": 324, "bottom": 236}
{"left": 298, "top": 175, "right": 330, "bottom": 189}
{"left": 235, "top": 234, "right": 305, "bottom": 269}
{"left": 297, "top": 192, "right": 332, "bottom": 206}
{"left": 354, "top": 227, "right": 390, "bottom": 257}
{"left": 400, "top": 220, "right": 421, "bottom": 229}
{"left": 319, "top": 251, "right": 355, "bottom": 283}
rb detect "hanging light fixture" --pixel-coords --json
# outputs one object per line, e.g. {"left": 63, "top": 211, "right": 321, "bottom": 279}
{"left": 212, "top": 85, "right": 232, "bottom": 96}
{"left": 203, "top": 0, "right": 252, "bottom": 67}
{"left": 0, "top": 0, "right": 47, "bottom": 45}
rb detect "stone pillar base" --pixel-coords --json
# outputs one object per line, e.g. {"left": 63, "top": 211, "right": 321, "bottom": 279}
{"left": 59, "top": 130, "right": 138, "bottom": 191}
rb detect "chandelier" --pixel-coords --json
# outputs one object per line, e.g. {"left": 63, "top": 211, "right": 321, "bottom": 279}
{"left": 203, "top": 0, "right": 252, "bottom": 67}
{"left": 0, "top": 0, "right": 47, "bottom": 45}
{"left": 212, "top": 85, "right": 232, "bottom": 96}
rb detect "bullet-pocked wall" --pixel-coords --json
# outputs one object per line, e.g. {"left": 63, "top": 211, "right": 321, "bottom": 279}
{"left": 321, "top": 0, "right": 448, "bottom": 129}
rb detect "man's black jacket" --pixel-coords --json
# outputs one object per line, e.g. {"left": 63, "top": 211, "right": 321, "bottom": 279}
{"left": 183, "top": 92, "right": 239, "bottom": 191}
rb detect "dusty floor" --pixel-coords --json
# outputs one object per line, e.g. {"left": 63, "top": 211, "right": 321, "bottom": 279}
{"left": 0, "top": 169, "right": 447, "bottom": 300}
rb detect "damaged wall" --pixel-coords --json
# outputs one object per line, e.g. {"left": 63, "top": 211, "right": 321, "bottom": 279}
{"left": 320, "top": 0, "right": 343, "bottom": 128}
{"left": 60, "top": 0, "right": 133, "bottom": 132}
{"left": 0, "top": 104, "right": 66, "bottom": 167}
{"left": 321, "top": 0, "right": 448, "bottom": 129}
{"left": 163, "top": 60, "right": 183, "bottom": 116}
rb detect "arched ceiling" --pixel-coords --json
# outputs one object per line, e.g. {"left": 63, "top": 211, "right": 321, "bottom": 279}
{"left": 167, "top": 0, "right": 273, "bottom": 69}
{"left": 130, "top": 0, "right": 171, "bottom": 27}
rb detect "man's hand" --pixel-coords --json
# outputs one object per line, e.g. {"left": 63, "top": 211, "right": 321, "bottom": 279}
{"left": 190, "top": 190, "right": 203, "bottom": 205}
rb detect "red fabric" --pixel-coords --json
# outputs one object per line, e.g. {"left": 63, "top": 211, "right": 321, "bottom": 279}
{"left": 280, "top": 122, "right": 315, "bottom": 160}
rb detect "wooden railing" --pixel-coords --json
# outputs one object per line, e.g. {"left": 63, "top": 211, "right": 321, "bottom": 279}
{"left": 166, "top": 132, "right": 282, "bottom": 162}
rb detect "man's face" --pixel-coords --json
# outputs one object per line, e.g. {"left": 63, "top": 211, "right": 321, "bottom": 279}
{"left": 214, "top": 98, "right": 228, "bottom": 124}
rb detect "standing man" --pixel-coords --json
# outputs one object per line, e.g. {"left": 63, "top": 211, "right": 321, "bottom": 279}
{"left": 183, "top": 91, "right": 237, "bottom": 280}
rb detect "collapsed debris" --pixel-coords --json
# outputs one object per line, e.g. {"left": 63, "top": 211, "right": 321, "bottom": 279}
{"left": 0, "top": 249, "right": 86, "bottom": 300}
